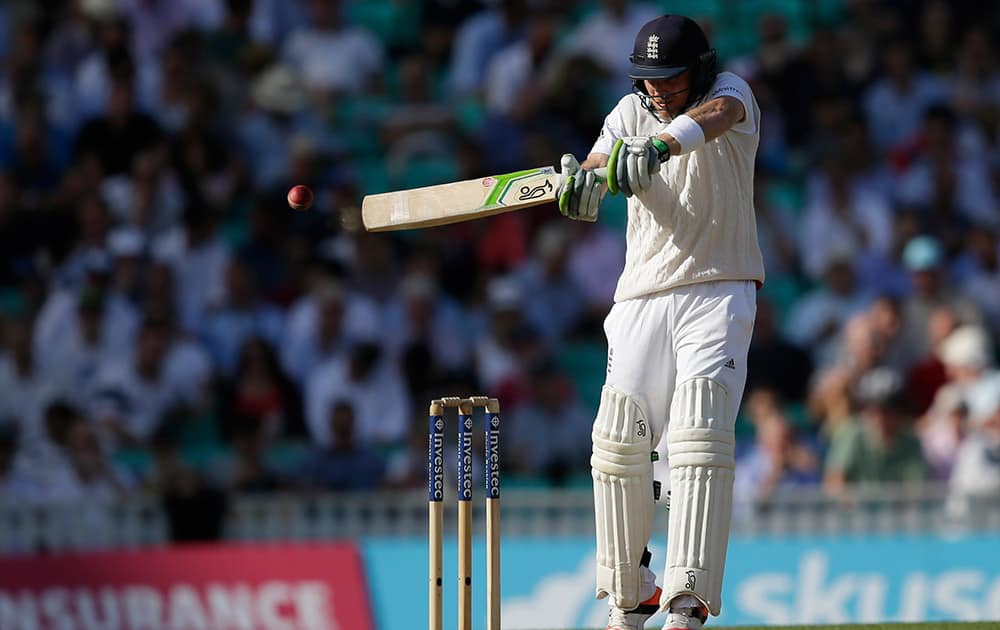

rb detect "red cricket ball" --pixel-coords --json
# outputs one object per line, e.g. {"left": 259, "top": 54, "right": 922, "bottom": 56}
{"left": 287, "top": 185, "right": 313, "bottom": 211}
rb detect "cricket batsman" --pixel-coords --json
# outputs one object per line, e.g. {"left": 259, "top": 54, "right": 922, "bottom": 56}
{"left": 555, "top": 14, "right": 764, "bottom": 630}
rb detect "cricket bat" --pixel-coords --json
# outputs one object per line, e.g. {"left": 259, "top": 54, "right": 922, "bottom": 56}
{"left": 362, "top": 166, "right": 605, "bottom": 232}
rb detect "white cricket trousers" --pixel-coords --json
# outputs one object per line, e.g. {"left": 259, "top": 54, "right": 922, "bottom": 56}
{"left": 602, "top": 279, "right": 756, "bottom": 611}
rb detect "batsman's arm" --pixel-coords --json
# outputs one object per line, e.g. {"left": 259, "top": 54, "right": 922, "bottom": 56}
{"left": 656, "top": 96, "right": 747, "bottom": 156}
{"left": 580, "top": 152, "right": 610, "bottom": 171}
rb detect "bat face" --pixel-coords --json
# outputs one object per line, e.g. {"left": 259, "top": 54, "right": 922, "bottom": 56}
{"left": 362, "top": 167, "right": 559, "bottom": 232}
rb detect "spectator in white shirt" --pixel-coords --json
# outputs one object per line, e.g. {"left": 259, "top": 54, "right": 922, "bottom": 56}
{"left": 484, "top": 12, "right": 560, "bottom": 117}
{"left": 863, "top": 39, "right": 950, "bottom": 151}
{"left": 31, "top": 408, "right": 137, "bottom": 542}
{"left": 239, "top": 64, "right": 335, "bottom": 190}
{"left": 38, "top": 287, "right": 116, "bottom": 402}
{"left": 282, "top": 0, "right": 385, "bottom": 96}
{"left": 35, "top": 250, "right": 140, "bottom": 373}
{"left": 102, "top": 148, "right": 185, "bottom": 232}
{"left": 475, "top": 275, "right": 531, "bottom": 394}
{"left": 0, "top": 425, "right": 35, "bottom": 512}
{"left": 55, "top": 194, "right": 112, "bottom": 289}
{"left": 281, "top": 279, "right": 380, "bottom": 388}
{"left": 947, "top": 374, "right": 1000, "bottom": 521}
{"left": 11, "top": 401, "right": 133, "bottom": 508}
{"left": 89, "top": 315, "right": 196, "bottom": 445}
{"left": 0, "top": 316, "right": 60, "bottom": 448}
{"left": 164, "top": 329, "right": 214, "bottom": 415}
{"left": 118, "top": 0, "right": 197, "bottom": 64}
{"left": 381, "top": 273, "right": 469, "bottom": 382}
{"left": 505, "top": 359, "right": 592, "bottom": 483}
{"left": 894, "top": 105, "right": 999, "bottom": 229}
{"left": 73, "top": 14, "right": 159, "bottom": 122}
{"left": 107, "top": 227, "right": 148, "bottom": 303}
{"left": 560, "top": 0, "right": 661, "bottom": 98}
{"left": 800, "top": 144, "right": 893, "bottom": 280}
{"left": 855, "top": 209, "right": 921, "bottom": 299}
{"left": 380, "top": 53, "right": 460, "bottom": 155}
{"left": 448, "top": 0, "right": 526, "bottom": 97}
{"left": 920, "top": 326, "right": 994, "bottom": 479}
{"left": 58, "top": 410, "right": 134, "bottom": 502}
{"left": 785, "top": 250, "right": 872, "bottom": 364}
{"left": 734, "top": 390, "right": 820, "bottom": 519}
{"left": 516, "top": 222, "right": 586, "bottom": 345}
{"left": 152, "top": 203, "right": 230, "bottom": 334}
{"left": 305, "top": 342, "right": 410, "bottom": 449}
{"left": 200, "top": 257, "right": 284, "bottom": 376}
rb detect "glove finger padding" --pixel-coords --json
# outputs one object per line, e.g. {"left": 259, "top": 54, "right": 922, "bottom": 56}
{"left": 616, "top": 147, "right": 633, "bottom": 198}
{"left": 647, "top": 147, "right": 661, "bottom": 176}
{"left": 582, "top": 170, "right": 603, "bottom": 220}
{"left": 627, "top": 142, "right": 660, "bottom": 196}
{"left": 557, "top": 153, "right": 581, "bottom": 217}
{"left": 625, "top": 149, "right": 642, "bottom": 197}
{"left": 634, "top": 147, "right": 652, "bottom": 193}
{"left": 572, "top": 170, "right": 585, "bottom": 216}
{"left": 577, "top": 171, "right": 592, "bottom": 217}
{"left": 558, "top": 152, "right": 603, "bottom": 220}
{"left": 572, "top": 169, "right": 602, "bottom": 221}
{"left": 558, "top": 175, "right": 575, "bottom": 216}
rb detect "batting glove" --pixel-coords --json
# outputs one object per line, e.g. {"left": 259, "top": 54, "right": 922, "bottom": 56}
{"left": 556, "top": 153, "right": 603, "bottom": 222}
{"left": 607, "top": 136, "right": 670, "bottom": 198}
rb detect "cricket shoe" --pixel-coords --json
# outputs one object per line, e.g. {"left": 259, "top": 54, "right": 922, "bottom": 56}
{"left": 605, "top": 587, "right": 662, "bottom": 630}
{"left": 662, "top": 603, "right": 708, "bottom": 630}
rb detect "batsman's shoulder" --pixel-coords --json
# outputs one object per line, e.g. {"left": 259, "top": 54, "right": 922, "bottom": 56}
{"left": 715, "top": 70, "right": 750, "bottom": 85}
{"left": 705, "top": 71, "right": 759, "bottom": 133}
{"left": 597, "top": 95, "right": 640, "bottom": 143}
{"left": 707, "top": 71, "right": 753, "bottom": 101}
{"left": 618, "top": 92, "right": 643, "bottom": 107}
{"left": 616, "top": 92, "right": 648, "bottom": 121}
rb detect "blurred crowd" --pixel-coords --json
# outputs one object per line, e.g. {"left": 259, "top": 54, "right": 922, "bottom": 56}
{"left": 0, "top": 0, "right": 999, "bottom": 536}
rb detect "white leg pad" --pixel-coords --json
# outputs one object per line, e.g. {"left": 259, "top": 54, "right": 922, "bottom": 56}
{"left": 591, "top": 386, "right": 654, "bottom": 609}
{"left": 661, "top": 377, "right": 735, "bottom": 616}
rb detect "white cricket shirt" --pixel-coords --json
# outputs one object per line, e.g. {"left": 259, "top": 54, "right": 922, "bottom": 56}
{"left": 591, "top": 71, "right": 766, "bottom": 302}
